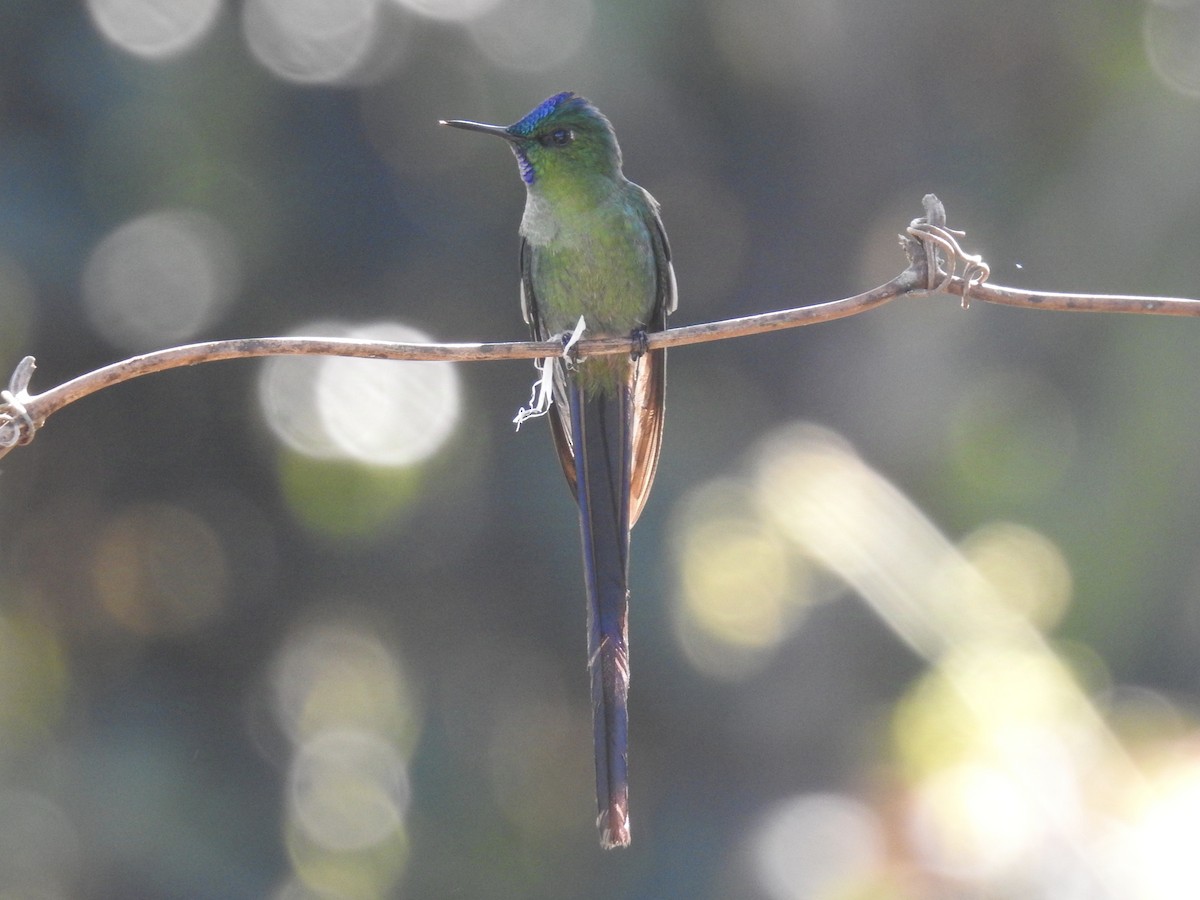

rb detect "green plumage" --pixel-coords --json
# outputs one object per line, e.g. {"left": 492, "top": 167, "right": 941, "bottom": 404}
{"left": 522, "top": 182, "right": 661, "bottom": 393}
{"left": 442, "top": 91, "right": 675, "bottom": 849}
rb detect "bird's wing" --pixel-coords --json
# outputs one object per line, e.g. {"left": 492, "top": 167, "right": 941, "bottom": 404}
{"left": 519, "top": 196, "right": 675, "bottom": 529}
{"left": 521, "top": 237, "right": 578, "bottom": 498}
{"left": 628, "top": 198, "right": 675, "bottom": 526}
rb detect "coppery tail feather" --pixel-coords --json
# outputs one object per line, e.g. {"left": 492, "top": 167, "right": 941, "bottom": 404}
{"left": 548, "top": 347, "right": 666, "bottom": 527}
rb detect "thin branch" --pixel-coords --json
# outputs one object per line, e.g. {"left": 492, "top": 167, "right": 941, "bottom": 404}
{"left": 1, "top": 194, "right": 1199, "bottom": 458}
{"left": 901, "top": 199, "right": 1200, "bottom": 316}
{"left": 0, "top": 270, "right": 927, "bottom": 457}
{"left": 947, "top": 277, "right": 1200, "bottom": 316}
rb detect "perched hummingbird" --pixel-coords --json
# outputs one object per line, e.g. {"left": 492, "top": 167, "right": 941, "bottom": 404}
{"left": 441, "top": 92, "right": 675, "bottom": 848}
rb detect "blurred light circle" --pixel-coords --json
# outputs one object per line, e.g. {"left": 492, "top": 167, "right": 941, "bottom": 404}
{"left": 1126, "top": 761, "right": 1200, "bottom": 897}
{"left": 960, "top": 522, "right": 1073, "bottom": 630}
{"left": 259, "top": 320, "right": 354, "bottom": 459}
{"left": 316, "top": 321, "right": 460, "bottom": 466}
{"left": 87, "top": 0, "right": 221, "bottom": 59}
{"left": 1145, "top": 0, "right": 1200, "bottom": 97}
{"left": 671, "top": 478, "right": 812, "bottom": 680}
{"left": 679, "top": 518, "right": 795, "bottom": 649}
{"left": 753, "top": 424, "right": 870, "bottom": 553}
{"left": 81, "top": 209, "right": 240, "bottom": 353}
{"left": 243, "top": 0, "right": 380, "bottom": 84}
{"left": 390, "top": 0, "right": 504, "bottom": 23}
{"left": 90, "top": 503, "right": 229, "bottom": 636}
{"left": 467, "top": 0, "right": 593, "bottom": 72}
{"left": 271, "top": 623, "right": 417, "bottom": 748}
{"left": 288, "top": 729, "right": 410, "bottom": 851}
{"left": 907, "top": 764, "right": 1039, "bottom": 879}
{"left": 752, "top": 793, "right": 885, "bottom": 900}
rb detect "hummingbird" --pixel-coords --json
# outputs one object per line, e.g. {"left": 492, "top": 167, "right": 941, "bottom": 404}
{"left": 441, "top": 92, "right": 675, "bottom": 848}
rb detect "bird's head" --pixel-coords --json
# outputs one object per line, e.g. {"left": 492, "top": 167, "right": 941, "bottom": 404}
{"left": 441, "top": 92, "right": 623, "bottom": 191}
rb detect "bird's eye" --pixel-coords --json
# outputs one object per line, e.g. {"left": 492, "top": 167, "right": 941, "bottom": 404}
{"left": 544, "top": 128, "right": 574, "bottom": 147}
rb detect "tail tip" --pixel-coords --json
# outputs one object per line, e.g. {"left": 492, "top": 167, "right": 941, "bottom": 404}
{"left": 598, "top": 807, "right": 631, "bottom": 849}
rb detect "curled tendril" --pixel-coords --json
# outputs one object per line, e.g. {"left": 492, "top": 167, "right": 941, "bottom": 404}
{"left": 906, "top": 222, "right": 991, "bottom": 306}
{"left": 0, "top": 395, "right": 33, "bottom": 451}
{"left": 0, "top": 356, "right": 38, "bottom": 454}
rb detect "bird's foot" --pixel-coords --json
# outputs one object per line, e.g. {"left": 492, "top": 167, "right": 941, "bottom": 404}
{"left": 561, "top": 315, "right": 587, "bottom": 360}
{"left": 630, "top": 327, "right": 649, "bottom": 361}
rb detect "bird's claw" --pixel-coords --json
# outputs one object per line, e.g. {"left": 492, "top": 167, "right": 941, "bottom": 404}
{"left": 630, "top": 327, "right": 649, "bottom": 361}
{"left": 561, "top": 315, "right": 587, "bottom": 360}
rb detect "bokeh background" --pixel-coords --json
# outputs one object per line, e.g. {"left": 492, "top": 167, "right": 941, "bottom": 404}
{"left": 3, "top": 0, "right": 1200, "bottom": 897}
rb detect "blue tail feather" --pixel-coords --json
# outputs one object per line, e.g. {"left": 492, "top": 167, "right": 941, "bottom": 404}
{"left": 570, "top": 381, "right": 632, "bottom": 849}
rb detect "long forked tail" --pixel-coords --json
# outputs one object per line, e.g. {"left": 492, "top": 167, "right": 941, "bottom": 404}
{"left": 570, "top": 381, "right": 633, "bottom": 849}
